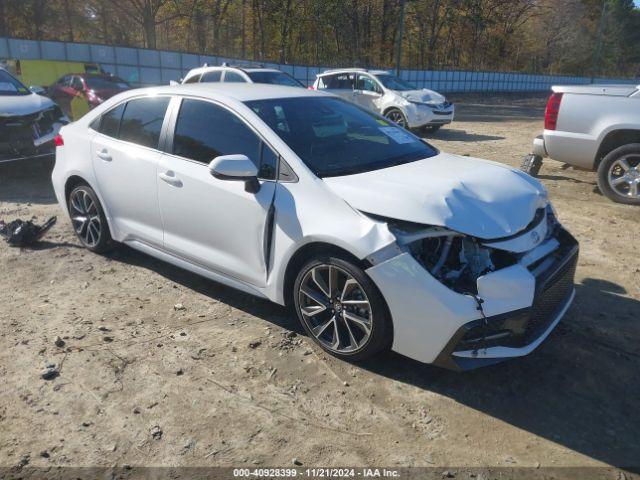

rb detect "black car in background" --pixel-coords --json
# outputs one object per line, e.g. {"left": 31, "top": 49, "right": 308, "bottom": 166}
{"left": 0, "top": 68, "right": 69, "bottom": 163}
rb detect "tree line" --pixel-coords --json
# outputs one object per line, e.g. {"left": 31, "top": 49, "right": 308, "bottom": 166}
{"left": 1, "top": 0, "right": 639, "bottom": 77}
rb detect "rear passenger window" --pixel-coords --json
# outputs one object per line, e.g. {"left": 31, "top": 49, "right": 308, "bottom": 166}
{"left": 172, "top": 99, "right": 260, "bottom": 168}
{"left": 318, "top": 73, "right": 355, "bottom": 90}
{"left": 223, "top": 71, "right": 245, "bottom": 83}
{"left": 118, "top": 97, "right": 170, "bottom": 149}
{"left": 201, "top": 71, "right": 222, "bottom": 82}
{"left": 97, "top": 103, "right": 126, "bottom": 137}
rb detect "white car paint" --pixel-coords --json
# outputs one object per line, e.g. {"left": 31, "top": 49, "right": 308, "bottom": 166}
{"left": 313, "top": 69, "right": 454, "bottom": 130}
{"left": 52, "top": 83, "right": 577, "bottom": 370}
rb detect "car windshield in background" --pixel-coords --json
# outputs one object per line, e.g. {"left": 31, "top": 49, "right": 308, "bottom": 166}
{"left": 0, "top": 70, "right": 30, "bottom": 96}
{"left": 246, "top": 97, "right": 437, "bottom": 177}
{"left": 375, "top": 74, "right": 416, "bottom": 91}
{"left": 247, "top": 71, "right": 304, "bottom": 87}
{"left": 85, "top": 76, "right": 129, "bottom": 90}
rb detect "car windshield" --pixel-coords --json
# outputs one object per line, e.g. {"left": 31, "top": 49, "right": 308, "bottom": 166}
{"left": 245, "top": 96, "right": 437, "bottom": 177}
{"left": 247, "top": 71, "right": 304, "bottom": 87}
{"left": 0, "top": 70, "right": 30, "bottom": 96}
{"left": 375, "top": 74, "right": 416, "bottom": 91}
{"left": 85, "top": 76, "right": 129, "bottom": 90}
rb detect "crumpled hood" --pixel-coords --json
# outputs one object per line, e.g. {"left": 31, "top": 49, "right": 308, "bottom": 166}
{"left": 399, "top": 89, "right": 446, "bottom": 105}
{"left": 0, "top": 93, "right": 57, "bottom": 117}
{"left": 322, "top": 153, "right": 548, "bottom": 240}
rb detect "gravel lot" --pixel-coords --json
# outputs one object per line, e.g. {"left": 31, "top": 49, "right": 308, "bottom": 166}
{"left": 1, "top": 94, "right": 638, "bottom": 473}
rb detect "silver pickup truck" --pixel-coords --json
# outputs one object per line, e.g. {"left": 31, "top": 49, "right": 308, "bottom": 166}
{"left": 526, "top": 84, "right": 640, "bottom": 205}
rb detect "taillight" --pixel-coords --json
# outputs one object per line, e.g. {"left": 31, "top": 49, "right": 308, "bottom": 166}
{"left": 544, "top": 92, "right": 563, "bottom": 130}
{"left": 54, "top": 134, "right": 64, "bottom": 147}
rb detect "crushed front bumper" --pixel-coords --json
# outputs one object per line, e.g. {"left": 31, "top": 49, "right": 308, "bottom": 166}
{"left": 0, "top": 109, "right": 66, "bottom": 164}
{"left": 367, "top": 227, "right": 578, "bottom": 370}
{"left": 407, "top": 102, "right": 455, "bottom": 129}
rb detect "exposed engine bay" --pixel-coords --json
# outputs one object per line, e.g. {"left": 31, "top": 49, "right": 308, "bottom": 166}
{"left": 385, "top": 207, "right": 554, "bottom": 295}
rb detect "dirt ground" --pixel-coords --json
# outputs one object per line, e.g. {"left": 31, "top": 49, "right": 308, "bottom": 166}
{"left": 0, "top": 94, "right": 638, "bottom": 474}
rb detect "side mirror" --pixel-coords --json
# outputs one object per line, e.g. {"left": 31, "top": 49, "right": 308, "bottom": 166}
{"left": 29, "top": 85, "right": 46, "bottom": 95}
{"left": 169, "top": 80, "right": 180, "bottom": 86}
{"left": 209, "top": 154, "right": 260, "bottom": 193}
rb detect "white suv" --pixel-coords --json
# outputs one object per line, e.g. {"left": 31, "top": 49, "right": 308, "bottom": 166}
{"left": 181, "top": 64, "right": 305, "bottom": 88}
{"left": 312, "top": 68, "right": 454, "bottom": 132}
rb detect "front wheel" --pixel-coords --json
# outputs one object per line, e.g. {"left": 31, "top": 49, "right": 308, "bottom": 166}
{"left": 384, "top": 108, "right": 408, "bottom": 129}
{"left": 597, "top": 144, "right": 640, "bottom": 205}
{"left": 68, "top": 184, "right": 115, "bottom": 252}
{"left": 293, "top": 255, "right": 392, "bottom": 361}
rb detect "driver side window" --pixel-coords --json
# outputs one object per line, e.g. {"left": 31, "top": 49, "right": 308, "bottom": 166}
{"left": 172, "top": 99, "right": 275, "bottom": 180}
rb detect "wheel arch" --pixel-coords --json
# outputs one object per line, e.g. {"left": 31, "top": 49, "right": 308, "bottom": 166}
{"left": 63, "top": 175, "right": 116, "bottom": 238}
{"left": 595, "top": 129, "right": 640, "bottom": 169}
{"left": 282, "top": 242, "right": 372, "bottom": 308}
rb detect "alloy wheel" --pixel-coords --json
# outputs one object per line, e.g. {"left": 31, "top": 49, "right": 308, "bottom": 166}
{"left": 385, "top": 110, "right": 406, "bottom": 128}
{"left": 608, "top": 156, "right": 640, "bottom": 199}
{"left": 298, "top": 264, "right": 373, "bottom": 353}
{"left": 69, "top": 189, "right": 102, "bottom": 247}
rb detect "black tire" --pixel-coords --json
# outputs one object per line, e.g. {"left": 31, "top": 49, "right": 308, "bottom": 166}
{"left": 384, "top": 108, "right": 408, "bottom": 129}
{"left": 520, "top": 154, "right": 544, "bottom": 177}
{"left": 67, "top": 184, "right": 115, "bottom": 253}
{"left": 293, "top": 254, "right": 392, "bottom": 362}
{"left": 597, "top": 143, "right": 640, "bottom": 205}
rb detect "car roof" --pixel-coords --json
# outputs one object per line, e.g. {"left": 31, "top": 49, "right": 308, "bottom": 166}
{"left": 124, "top": 83, "right": 327, "bottom": 102}
{"left": 188, "top": 65, "right": 283, "bottom": 75}
{"left": 317, "top": 68, "right": 390, "bottom": 77}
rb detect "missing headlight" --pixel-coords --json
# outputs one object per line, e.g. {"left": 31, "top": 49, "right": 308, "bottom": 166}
{"left": 390, "top": 221, "right": 518, "bottom": 294}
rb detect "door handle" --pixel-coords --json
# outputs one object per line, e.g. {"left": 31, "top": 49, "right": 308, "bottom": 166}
{"left": 96, "top": 149, "right": 112, "bottom": 161}
{"left": 159, "top": 171, "right": 183, "bottom": 187}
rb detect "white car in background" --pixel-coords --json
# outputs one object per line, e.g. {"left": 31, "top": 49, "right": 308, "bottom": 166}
{"left": 181, "top": 63, "right": 305, "bottom": 88}
{"left": 52, "top": 84, "right": 577, "bottom": 370}
{"left": 312, "top": 68, "right": 454, "bottom": 132}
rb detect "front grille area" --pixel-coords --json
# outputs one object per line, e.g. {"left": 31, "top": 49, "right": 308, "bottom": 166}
{"left": 453, "top": 229, "right": 579, "bottom": 352}
{"left": 525, "top": 248, "right": 578, "bottom": 342}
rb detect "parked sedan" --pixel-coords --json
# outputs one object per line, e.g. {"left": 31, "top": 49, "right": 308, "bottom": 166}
{"left": 48, "top": 73, "right": 130, "bottom": 119}
{"left": 312, "top": 68, "right": 454, "bottom": 132}
{"left": 52, "top": 84, "right": 577, "bottom": 370}
{"left": 0, "top": 68, "right": 68, "bottom": 163}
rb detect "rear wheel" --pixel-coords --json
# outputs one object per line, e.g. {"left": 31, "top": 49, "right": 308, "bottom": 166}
{"left": 293, "top": 255, "right": 392, "bottom": 361}
{"left": 597, "top": 144, "right": 640, "bottom": 205}
{"left": 68, "top": 184, "right": 115, "bottom": 252}
{"left": 384, "top": 108, "right": 408, "bottom": 129}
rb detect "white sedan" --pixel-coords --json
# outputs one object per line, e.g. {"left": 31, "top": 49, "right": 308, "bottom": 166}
{"left": 51, "top": 84, "right": 578, "bottom": 370}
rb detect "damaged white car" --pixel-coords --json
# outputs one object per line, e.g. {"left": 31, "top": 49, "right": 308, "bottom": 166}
{"left": 0, "top": 68, "right": 69, "bottom": 163}
{"left": 52, "top": 84, "right": 578, "bottom": 370}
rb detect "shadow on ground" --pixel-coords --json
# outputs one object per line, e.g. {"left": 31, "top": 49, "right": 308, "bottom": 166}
{"left": 455, "top": 103, "right": 545, "bottom": 122}
{"left": 426, "top": 128, "right": 504, "bottom": 142}
{"left": 359, "top": 277, "right": 640, "bottom": 468}
{"left": 0, "top": 157, "right": 57, "bottom": 204}
{"left": 108, "top": 239, "right": 640, "bottom": 467}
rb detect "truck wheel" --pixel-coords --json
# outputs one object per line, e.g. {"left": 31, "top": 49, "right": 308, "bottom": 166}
{"left": 521, "top": 154, "right": 543, "bottom": 177}
{"left": 597, "top": 144, "right": 640, "bottom": 205}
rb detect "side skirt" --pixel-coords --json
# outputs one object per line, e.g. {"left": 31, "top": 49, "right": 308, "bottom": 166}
{"left": 124, "top": 238, "right": 270, "bottom": 301}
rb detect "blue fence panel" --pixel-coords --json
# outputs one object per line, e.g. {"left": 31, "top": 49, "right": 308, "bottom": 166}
{"left": 1, "top": 36, "right": 636, "bottom": 92}
{"left": 41, "top": 41, "right": 66, "bottom": 60}
{"left": 66, "top": 42, "right": 91, "bottom": 62}
{"left": 91, "top": 44, "right": 115, "bottom": 63}
{"left": 9, "top": 38, "right": 40, "bottom": 59}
